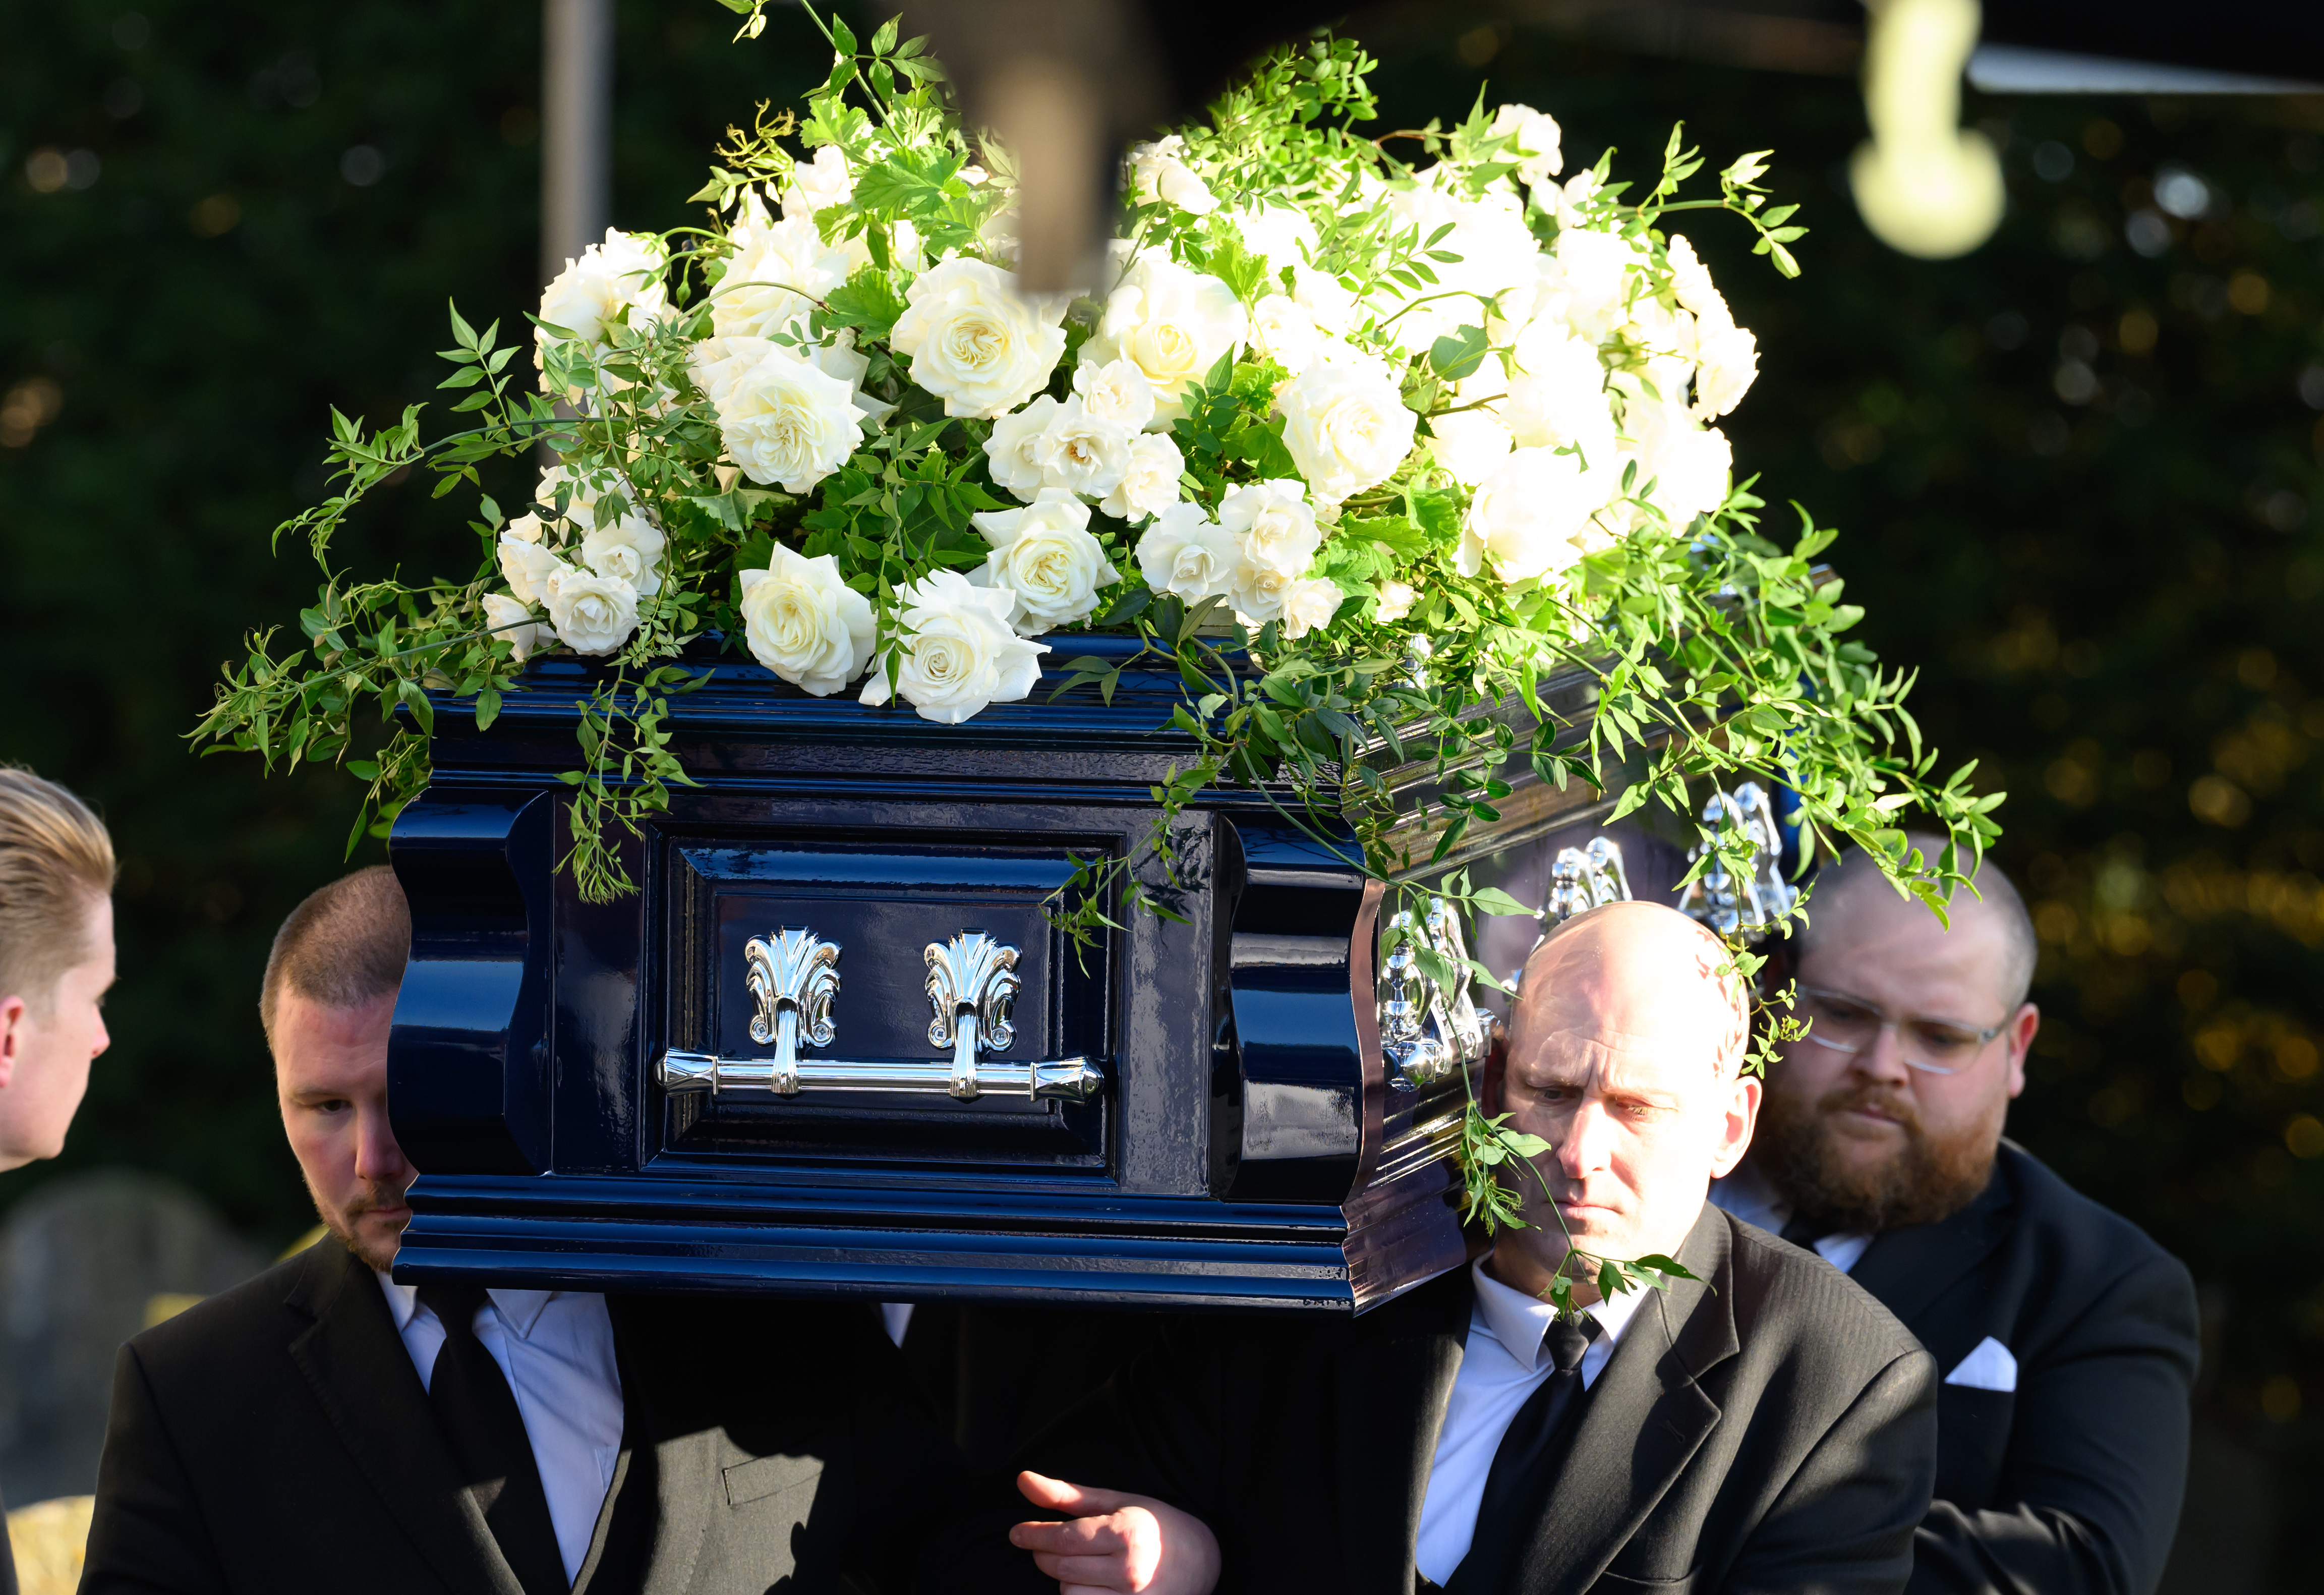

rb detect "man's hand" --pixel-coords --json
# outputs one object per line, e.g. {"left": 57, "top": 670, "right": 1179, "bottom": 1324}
{"left": 1007, "top": 1470, "right": 1222, "bottom": 1595}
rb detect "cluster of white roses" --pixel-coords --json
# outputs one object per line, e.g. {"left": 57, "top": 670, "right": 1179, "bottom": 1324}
{"left": 489, "top": 466, "right": 671, "bottom": 661}
{"left": 487, "top": 95, "right": 1765, "bottom": 725}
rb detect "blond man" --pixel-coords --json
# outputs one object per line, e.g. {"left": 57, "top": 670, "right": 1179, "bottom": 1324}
{"left": 0, "top": 765, "right": 116, "bottom": 1167}
{"left": 0, "top": 764, "right": 118, "bottom": 1595}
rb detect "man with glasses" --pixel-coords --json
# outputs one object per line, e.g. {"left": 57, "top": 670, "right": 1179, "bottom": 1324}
{"left": 1712, "top": 838, "right": 2199, "bottom": 1595}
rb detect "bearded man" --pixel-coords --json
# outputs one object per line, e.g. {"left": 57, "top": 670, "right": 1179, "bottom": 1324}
{"left": 1711, "top": 840, "right": 2199, "bottom": 1595}
{"left": 925, "top": 899, "right": 1939, "bottom": 1595}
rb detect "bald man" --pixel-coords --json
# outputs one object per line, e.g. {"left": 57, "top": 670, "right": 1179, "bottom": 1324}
{"left": 926, "top": 900, "right": 1939, "bottom": 1595}
{"left": 1711, "top": 842, "right": 2198, "bottom": 1595}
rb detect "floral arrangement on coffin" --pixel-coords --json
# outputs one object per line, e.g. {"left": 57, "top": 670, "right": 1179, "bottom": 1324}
{"left": 197, "top": 12, "right": 2001, "bottom": 1267}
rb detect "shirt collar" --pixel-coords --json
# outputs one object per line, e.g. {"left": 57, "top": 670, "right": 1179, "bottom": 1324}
{"left": 372, "top": 1271, "right": 561, "bottom": 1341}
{"left": 1470, "top": 1256, "right": 1649, "bottom": 1368}
{"left": 1708, "top": 1157, "right": 1791, "bottom": 1234}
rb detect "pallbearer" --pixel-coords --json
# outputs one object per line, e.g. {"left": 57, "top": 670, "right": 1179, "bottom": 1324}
{"left": 935, "top": 900, "right": 1940, "bottom": 1595}
{"left": 1712, "top": 840, "right": 2198, "bottom": 1595}
{"left": 0, "top": 764, "right": 118, "bottom": 1595}
{"left": 83, "top": 868, "right": 966, "bottom": 1595}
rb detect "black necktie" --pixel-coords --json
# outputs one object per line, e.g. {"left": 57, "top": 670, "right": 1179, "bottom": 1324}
{"left": 418, "top": 1283, "right": 569, "bottom": 1595}
{"left": 1443, "top": 1313, "right": 1604, "bottom": 1595}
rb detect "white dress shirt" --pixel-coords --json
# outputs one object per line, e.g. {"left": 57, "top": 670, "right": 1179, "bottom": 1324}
{"left": 377, "top": 1275, "right": 624, "bottom": 1583}
{"left": 1708, "top": 1162, "right": 1875, "bottom": 1275}
{"left": 1412, "top": 1259, "right": 1649, "bottom": 1585}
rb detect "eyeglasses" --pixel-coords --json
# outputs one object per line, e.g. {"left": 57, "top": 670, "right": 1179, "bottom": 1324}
{"left": 1793, "top": 986, "right": 2011, "bottom": 1076}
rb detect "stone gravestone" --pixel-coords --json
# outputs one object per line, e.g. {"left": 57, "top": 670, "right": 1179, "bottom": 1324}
{"left": 0, "top": 1171, "right": 269, "bottom": 1509}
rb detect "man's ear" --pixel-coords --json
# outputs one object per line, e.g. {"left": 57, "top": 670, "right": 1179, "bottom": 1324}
{"left": 0, "top": 995, "right": 24, "bottom": 1091}
{"left": 2003, "top": 1002, "right": 2037, "bottom": 1099}
{"left": 1708, "top": 1069, "right": 1761, "bottom": 1180}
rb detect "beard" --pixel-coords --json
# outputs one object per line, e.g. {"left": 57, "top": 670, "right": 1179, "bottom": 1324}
{"left": 313, "top": 1177, "right": 412, "bottom": 1272}
{"left": 1754, "top": 1077, "right": 1998, "bottom": 1234}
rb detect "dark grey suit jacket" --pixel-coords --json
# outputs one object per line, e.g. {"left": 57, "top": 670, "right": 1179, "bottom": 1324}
{"left": 83, "top": 1238, "right": 966, "bottom": 1594}
{"left": 1841, "top": 1143, "right": 2199, "bottom": 1595}
{"left": 928, "top": 1205, "right": 1939, "bottom": 1595}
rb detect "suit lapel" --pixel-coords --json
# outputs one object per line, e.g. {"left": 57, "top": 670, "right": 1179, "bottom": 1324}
{"left": 284, "top": 1242, "right": 522, "bottom": 1595}
{"left": 1337, "top": 1268, "right": 1474, "bottom": 1595}
{"left": 1847, "top": 1158, "right": 2015, "bottom": 1331}
{"left": 597, "top": 1295, "right": 713, "bottom": 1595}
{"left": 1515, "top": 1209, "right": 1736, "bottom": 1595}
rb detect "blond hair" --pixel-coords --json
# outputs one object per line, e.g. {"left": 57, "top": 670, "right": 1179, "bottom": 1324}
{"left": 259, "top": 866, "right": 411, "bottom": 1050}
{"left": 0, "top": 766, "right": 117, "bottom": 1010}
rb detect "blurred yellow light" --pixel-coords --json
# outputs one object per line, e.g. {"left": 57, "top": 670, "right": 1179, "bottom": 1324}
{"left": 1850, "top": 0, "right": 2006, "bottom": 259}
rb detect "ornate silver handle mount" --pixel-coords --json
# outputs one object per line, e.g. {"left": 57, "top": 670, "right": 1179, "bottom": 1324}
{"left": 1677, "top": 782, "right": 1798, "bottom": 935}
{"left": 1376, "top": 896, "right": 1487, "bottom": 1092}
{"left": 657, "top": 925, "right": 1103, "bottom": 1104}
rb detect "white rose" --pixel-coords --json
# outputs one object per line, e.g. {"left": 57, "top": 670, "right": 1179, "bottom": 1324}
{"left": 532, "top": 469, "right": 597, "bottom": 529}
{"left": 1458, "top": 446, "right": 1615, "bottom": 585}
{"left": 782, "top": 147, "right": 854, "bottom": 222}
{"left": 1375, "top": 579, "right": 1417, "bottom": 623}
{"left": 544, "top": 567, "right": 641, "bottom": 655}
{"left": 1099, "top": 432, "right": 1185, "bottom": 524}
{"left": 1488, "top": 103, "right": 1565, "bottom": 191}
{"left": 535, "top": 228, "right": 669, "bottom": 378}
{"left": 737, "top": 544, "right": 875, "bottom": 695}
{"left": 1429, "top": 407, "right": 1515, "bottom": 486}
{"left": 1506, "top": 321, "right": 1618, "bottom": 466}
{"left": 984, "top": 395, "right": 1060, "bottom": 502}
{"left": 971, "top": 490, "right": 1119, "bottom": 631}
{"left": 890, "top": 257, "right": 1069, "bottom": 419}
{"left": 1232, "top": 563, "right": 1298, "bottom": 625}
{"left": 1127, "top": 135, "right": 1217, "bottom": 216}
{"left": 1071, "top": 357, "right": 1157, "bottom": 430}
{"left": 1663, "top": 235, "right": 1733, "bottom": 331}
{"left": 1277, "top": 356, "right": 1419, "bottom": 503}
{"left": 801, "top": 331, "right": 899, "bottom": 430}
{"left": 481, "top": 592, "right": 550, "bottom": 663}
{"left": 1551, "top": 226, "right": 1642, "bottom": 343}
{"left": 498, "top": 523, "right": 563, "bottom": 606}
{"left": 1231, "top": 201, "right": 1318, "bottom": 274}
{"left": 1250, "top": 295, "right": 1328, "bottom": 376}
{"left": 1292, "top": 265, "right": 1358, "bottom": 335}
{"left": 1032, "top": 398, "right": 1134, "bottom": 500}
{"left": 1374, "top": 167, "right": 1541, "bottom": 350}
{"left": 712, "top": 194, "right": 850, "bottom": 341}
{"left": 1693, "top": 321, "right": 1759, "bottom": 419}
{"left": 579, "top": 510, "right": 668, "bottom": 598}
{"left": 1135, "top": 501, "right": 1240, "bottom": 601}
{"left": 1279, "top": 577, "right": 1345, "bottom": 639}
{"left": 1623, "top": 399, "right": 1732, "bottom": 528}
{"left": 710, "top": 340, "right": 865, "bottom": 494}
{"left": 1553, "top": 168, "right": 1603, "bottom": 231}
{"left": 1217, "top": 478, "right": 1322, "bottom": 579}
{"left": 1085, "top": 252, "right": 1248, "bottom": 425}
{"left": 858, "top": 569, "right": 1050, "bottom": 724}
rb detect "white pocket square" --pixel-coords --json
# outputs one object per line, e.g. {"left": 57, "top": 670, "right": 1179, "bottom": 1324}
{"left": 1944, "top": 1336, "right": 2017, "bottom": 1392}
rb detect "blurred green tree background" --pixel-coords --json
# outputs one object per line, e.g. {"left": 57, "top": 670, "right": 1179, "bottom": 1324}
{"left": 2, "top": 0, "right": 2318, "bottom": 1576}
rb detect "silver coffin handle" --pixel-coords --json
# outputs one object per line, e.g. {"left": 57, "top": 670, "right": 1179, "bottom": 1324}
{"left": 657, "top": 1049, "right": 1105, "bottom": 1103}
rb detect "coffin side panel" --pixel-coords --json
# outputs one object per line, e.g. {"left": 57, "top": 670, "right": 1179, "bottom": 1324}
{"left": 388, "top": 790, "right": 553, "bottom": 1174}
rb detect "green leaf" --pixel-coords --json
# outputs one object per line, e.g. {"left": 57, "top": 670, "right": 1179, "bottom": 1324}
{"left": 1427, "top": 323, "right": 1490, "bottom": 382}
{"left": 1468, "top": 886, "right": 1535, "bottom": 917}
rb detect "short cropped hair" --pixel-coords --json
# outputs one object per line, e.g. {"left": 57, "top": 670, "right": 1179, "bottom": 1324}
{"left": 1799, "top": 835, "right": 2038, "bottom": 1008}
{"left": 0, "top": 766, "right": 117, "bottom": 1011}
{"left": 259, "top": 866, "right": 411, "bottom": 1051}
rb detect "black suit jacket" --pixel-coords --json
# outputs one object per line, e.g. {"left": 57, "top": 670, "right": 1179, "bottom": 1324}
{"left": 83, "top": 1238, "right": 967, "bottom": 1594}
{"left": 1839, "top": 1143, "right": 2199, "bottom": 1595}
{"left": 928, "top": 1205, "right": 1938, "bottom": 1595}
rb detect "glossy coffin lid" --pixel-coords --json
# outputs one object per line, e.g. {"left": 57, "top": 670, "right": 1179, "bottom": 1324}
{"left": 386, "top": 638, "right": 1649, "bottom": 1313}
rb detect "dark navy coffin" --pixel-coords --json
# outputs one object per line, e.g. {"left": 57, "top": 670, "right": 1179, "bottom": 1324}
{"left": 386, "top": 636, "right": 1680, "bottom": 1314}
